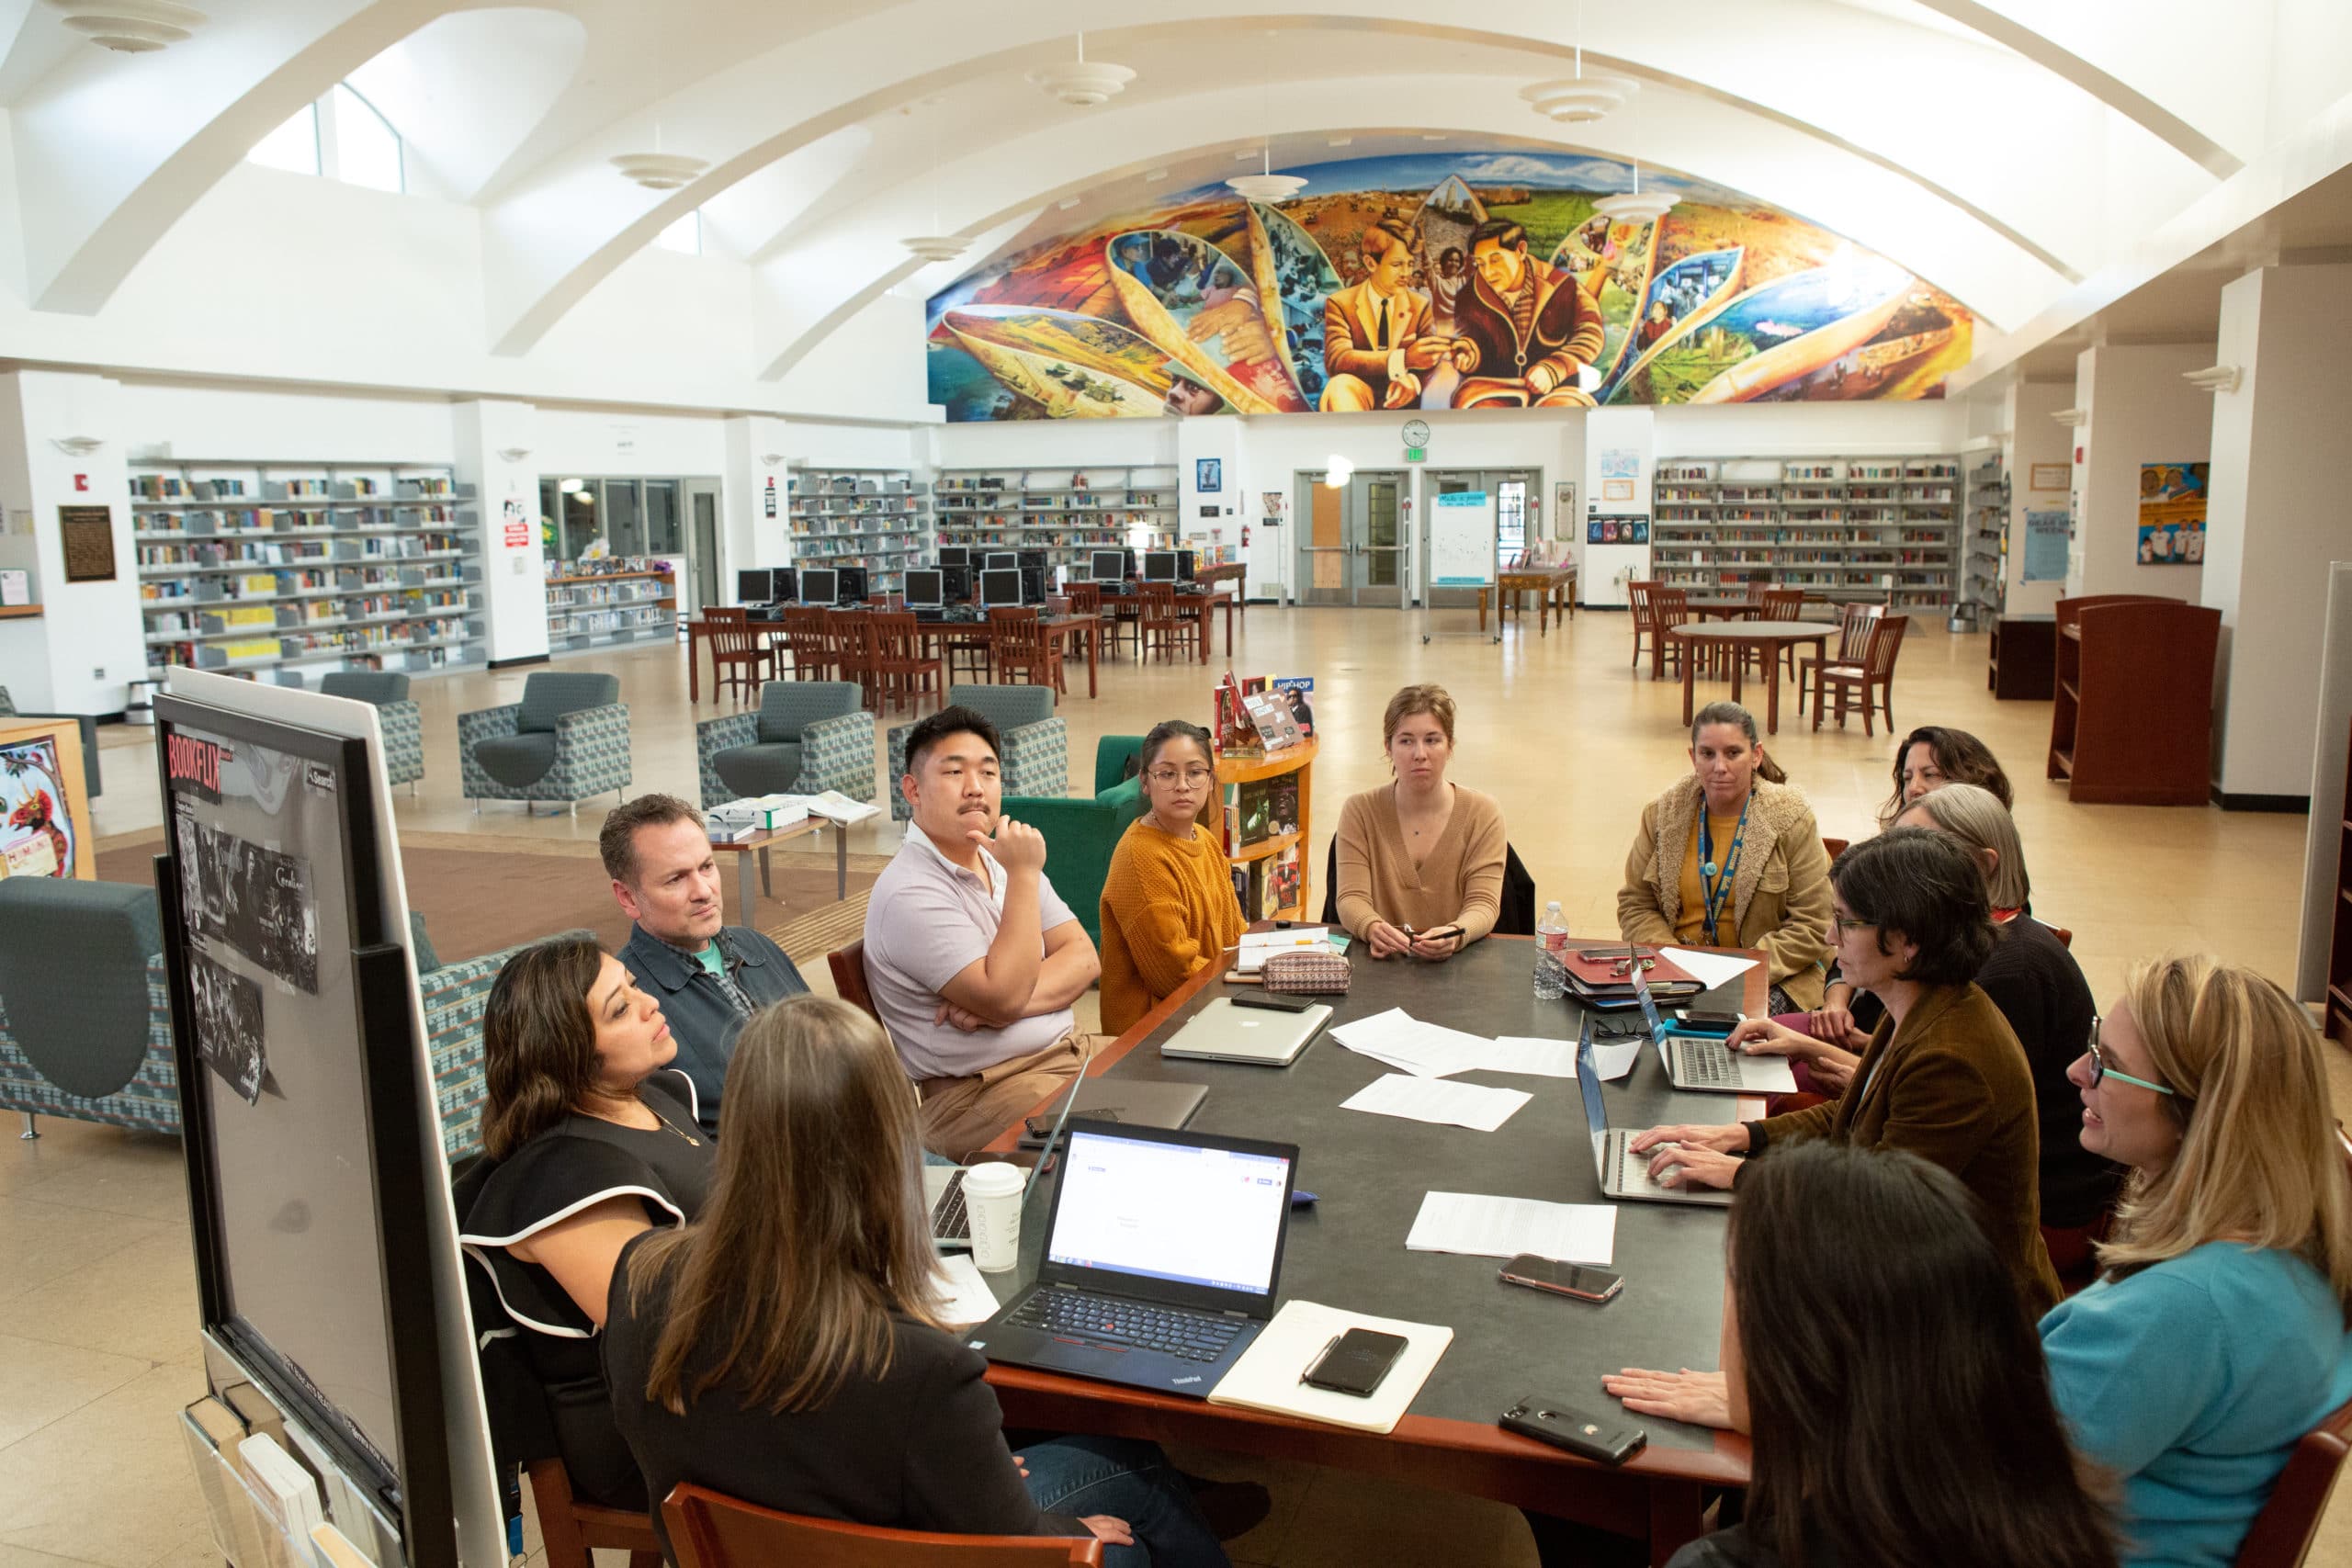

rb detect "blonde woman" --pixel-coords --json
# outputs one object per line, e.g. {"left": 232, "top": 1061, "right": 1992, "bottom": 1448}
{"left": 1335, "top": 684, "right": 1506, "bottom": 962}
{"left": 2040, "top": 956, "right": 2352, "bottom": 1567}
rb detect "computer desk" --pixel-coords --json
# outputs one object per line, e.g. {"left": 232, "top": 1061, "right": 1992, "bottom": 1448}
{"left": 973, "top": 935, "right": 1763, "bottom": 1564}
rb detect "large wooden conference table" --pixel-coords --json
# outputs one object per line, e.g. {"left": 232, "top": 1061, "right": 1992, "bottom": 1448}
{"left": 974, "top": 934, "right": 1765, "bottom": 1563}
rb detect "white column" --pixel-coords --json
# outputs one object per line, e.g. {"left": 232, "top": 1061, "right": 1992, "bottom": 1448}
{"left": 450, "top": 400, "right": 549, "bottom": 667}
{"left": 2064, "top": 344, "right": 2216, "bottom": 600}
{"left": 2001, "top": 379, "right": 2073, "bottom": 618}
{"left": 721, "top": 415, "right": 792, "bottom": 590}
{"left": 0, "top": 370, "right": 141, "bottom": 715}
{"left": 1579, "top": 406, "right": 1655, "bottom": 607}
{"left": 2200, "top": 262, "right": 2352, "bottom": 806}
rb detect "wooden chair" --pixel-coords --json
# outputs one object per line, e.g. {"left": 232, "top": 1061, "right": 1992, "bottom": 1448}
{"left": 703, "top": 607, "right": 774, "bottom": 704}
{"left": 526, "top": 1459, "right": 662, "bottom": 1568}
{"left": 2050, "top": 925, "right": 2073, "bottom": 949}
{"left": 990, "top": 606, "right": 1066, "bottom": 699}
{"left": 870, "top": 611, "right": 944, "bottom": 716}
{"left": 1627, "top": 581, "right": 1665, "bottom": 671}
{"left": 663, "top": 1482, "right": 1103, "bottom": 1568}
{"left": 2231, "top": 1391, "right": 2352, "bottom": 1568}
{"left": 1743, "top": 577, "right": 1770, "bottom": 604}
{"left": 1645, "top": 586, "right": 1690, "bottom": 680}
{"left": 828, "top": 611, "right": 881, "bottom": 711}
{"left": 1822, "top": 837, "right": 1850, "bottom": 862}
{"left": 1099, "top": 587, "right": 1144, "bottom": 660}
{"left": 1742, "top": 588, "right": 1807, "bottom": 680}
{"left": 781, "top": 607, "right": 835, "bottom": 681}
{"left": 1814, "top": 613, "right": 1908, "bottom": 736}
{"left": 1137, "top": 584, "right": 1197, "bottom": 663}
{"left": 1798, "top": 604, "right": 1882, "bottom": 716}
{"left": 827, "top": 941, "right": 879, "bottom": 1024}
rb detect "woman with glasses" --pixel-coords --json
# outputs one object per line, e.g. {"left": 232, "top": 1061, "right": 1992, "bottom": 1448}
{"left": 1622, "top": 828, "right": 2062, "bottom": 1315}
{"left": 1335, "top": 683, "right": 1506, "bottom": 962}
{"left": 2039, "top": 955, "right": 2352, "bottom": 1567}
{"left": 1098, "top": 719, "right": 1249, "bottom": 1034}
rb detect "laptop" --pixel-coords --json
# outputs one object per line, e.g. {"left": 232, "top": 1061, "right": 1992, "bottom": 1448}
{"left": 1634, "top": 969, "right": 1793, "bottom": 1095}
{"left": 928, "top": 1040, "right": 1098, "bottom": 1249}
{"left": 971, "top": 1121, "right": 1299, "bottom": 1396}
{"left": 1577, "top": 1027, "right": 1732, "bottom": 1208}
{"left": 1016, "top": 1079, "right": 1207, "bottom": 1147}
{"left": 1159, "top": 996, "right": 1330, "bottom": 1066}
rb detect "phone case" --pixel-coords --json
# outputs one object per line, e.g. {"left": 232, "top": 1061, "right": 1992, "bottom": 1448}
{"left": 1302, "top": 1330, "right": 1407, "bottom": 1396}
{"left": 1231, "top": 990, "right": 1317, "bottom": 1012}
{"left": 1500, "top": 1399, "right": 1647, "bottom": 1464}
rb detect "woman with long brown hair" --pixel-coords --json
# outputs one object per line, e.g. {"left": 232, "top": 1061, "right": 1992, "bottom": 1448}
{"left": 603, "top": 997, "right": 1230, "bottom": 1567}
{"left": 459, "top": 935, "right": 712, "bottom": 1509}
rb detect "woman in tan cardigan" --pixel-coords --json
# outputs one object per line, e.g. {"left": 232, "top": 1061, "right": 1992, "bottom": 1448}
{"left": 1617, "top": 701, "right": 1832, "bottom": 1012}
{"left": 1334, "top": 684, "right": 1506, "bottom": 962}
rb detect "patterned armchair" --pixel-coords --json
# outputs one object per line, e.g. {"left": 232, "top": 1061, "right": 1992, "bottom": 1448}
{"left": 321, "top": 671, "right": 424, "bottom": 791}
{"left": 886, "top": 683, "right": 1068, "bottom": 822}
{"left": 0, "top": 684, "right": 101, "bottom": 797}
{"left": 458, "top": 672, "right": 631, "bottom": 815}
{"left": 695, "top": 681, "right": 875, "bottom": 810}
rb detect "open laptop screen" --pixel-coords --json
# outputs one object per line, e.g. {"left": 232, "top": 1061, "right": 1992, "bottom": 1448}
{"left": 1047, "top": 1127, "right": 1291, "bottom": 1297}
{"left": 1634, "top": 967, "right": 1673, "bottom": 1063}
{"left": 1574, "top": 1021, "right": 1611, "bottom": 1181}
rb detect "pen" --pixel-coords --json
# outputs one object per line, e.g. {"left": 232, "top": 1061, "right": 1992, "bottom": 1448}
{"left": 1302, "top": 1333, "right": 1340, "bottom": 1385}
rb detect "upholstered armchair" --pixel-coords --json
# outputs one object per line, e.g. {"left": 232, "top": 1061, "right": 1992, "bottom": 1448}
{"left": 0, "top": 685, "right": 100, "bottom": 797}
{"left": 321, "top": 671, "right": 424, "bottom": 791}
{"left": 695, "top": 681, "right": 876, "bottom": 809}
{"left": 458, "top": 672, "right": 631, "bottom": 815}
{"left": 886, "top": 683, "right": 1068, "bottom": 822}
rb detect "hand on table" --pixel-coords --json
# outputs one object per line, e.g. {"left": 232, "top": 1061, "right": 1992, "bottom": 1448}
{"left": 1365, "top": 920, "right": 1414, "bottom": 960}
{"left": 1080, "top": 1517, "right": 1136, "bottom": 1546}
{"left": 1628, "top": 1122, "right": 1748, "bottom": 1191}
{"left": 1601, "top": 1367, "right": 1731, "bottom": 1430}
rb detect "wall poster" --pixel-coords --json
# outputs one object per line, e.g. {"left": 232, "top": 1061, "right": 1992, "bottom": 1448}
{"left": 58, "top": 503, "right": 115, "bottom": 582}
{"left": 2137, "top": 462, "right": 2208, "bottom": 566}
{"left": 2023, "top": 509, "right": 2070, "bottom": 582}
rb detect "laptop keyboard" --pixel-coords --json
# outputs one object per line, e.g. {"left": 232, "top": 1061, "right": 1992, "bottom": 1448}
{"left": 932, "top": 1170, "right": 969, "bottom": 1242}
{"left": 1007, "top": 1289, "right": 1246, "bottom": 1361}
{"left": 1676, "top": 1036, "right": 1741, "bottom": 1089}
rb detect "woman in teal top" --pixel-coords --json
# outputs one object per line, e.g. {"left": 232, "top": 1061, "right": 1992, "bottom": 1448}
{"left": 2040, "top": 954, "right": 2352, "bottom": 1568}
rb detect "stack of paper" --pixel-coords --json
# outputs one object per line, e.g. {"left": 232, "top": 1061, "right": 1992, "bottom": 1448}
{"left": 1341, "top": 1074, "right": 1531, "bottom": 1132}
{"left": 929, "top": 1253, "right": 1002, "bottom": 1328}
{"left": 1206, "top": 1301, "right": 1453, "bottom": 1434}
{"left": 1405, "top": 1191, "right": 1618, "bottom": 1264}
{"left": 1235, "top": 927, "right": 1338, "bottom": 974}
{"left": 1329, "top": 1008, "right": 1493, "bottom": 1077}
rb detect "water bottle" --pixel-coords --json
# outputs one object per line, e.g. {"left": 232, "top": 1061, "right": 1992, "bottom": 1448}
{"left": 1533, "top": 900, "right": 1570, "bottom": 998}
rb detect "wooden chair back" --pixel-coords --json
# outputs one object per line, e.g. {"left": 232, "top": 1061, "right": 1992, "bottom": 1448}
{"left": 1649, "top": 586, "right": 1690, "bottom": 627}
{"left": 828, "top": 941, "right": 879, "bottom": 1024}
{"left": 1066, "top": 582, "right": 1102, "bottom": 616}
{"left": 1759, "top": 589, "right": 1804, "bottom": 621}
{"left": 829, "top": 611, "right": 880, "bottom": 708}
{"left": 663, "top": 1483, "right": 1103, "bottom": 1568}
{"left": 2232, "top": 1391, "right": 2352, "bottom": 1567}
{"left": 1861, "top": 613, "right": 1909, "bottom": 678}
{"left": 526, "top": 1460, "right": 662, "bottom": 1568}
{"left": 704, "top": 607, "right": 766, "bottom": 701}
{"left": 1626, "top": 581, "right": 1659, "bottom": 631}
{"left": 1822, "top": 837, "right": 1850, "bottom": 862}
{"left": 1743, "top": 578, "right": 1770, "bottom": 604}
{"left": 1834, "top": 602, "right": 1882, "bottom": 660}
{"left": 990, "top": 604, "right": 1046, "bottom": 662}
{"left": 2049, "top": 924, "right": 2074, "bottom": 949}
{"left": 782, "top": 606, "right": 833, "bottom": 679}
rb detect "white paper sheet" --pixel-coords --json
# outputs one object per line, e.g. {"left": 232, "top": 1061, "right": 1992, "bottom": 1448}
{"left": 1591, "top": 1037, "right": 1645, "bottom": 1081}
{"left": 929, "top": 1253, "right": 1003, "bottom": 1327}
{"left": 1206, "top": 1300, "right": 1453, "bottom": 1434}
{"left": 1329, "top": 1007, "right": 1491, "bottom": 1077}
{"left": 1340, "top": 1073, "right": 1531, "bottom": 1132}
{"left": 1404, "top": 1191, "right": 1618, "bottom": 1265}
{"left": 1659, "top": 946, "right": 1759, "bottom": 994}
{"left": 1477, "top": 1037, "right": 1582, "bottom": 1078}
{"left": 1235, "top": 927, "right": 1335, "bottom": 974}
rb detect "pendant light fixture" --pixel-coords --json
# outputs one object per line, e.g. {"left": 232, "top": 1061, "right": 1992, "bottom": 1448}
{"left": 900, "top": 102, "right": 967, "bottom": 265}
{"left": 1227, "top": 70, "right": 1305, "bottom": 202}
{"left": 43, "top": 0, "right": 204, "bottom": 52}
{"left": 612, "top": 124, "right": 705, "bottom": 190}
{"left": 1030, "top": 30, "right": 1136, "bottom": 107}
{"left": 1592, "top": 159, "right": 1676, "bottom": 224}
{"left": 1521, "top": 5, "right": 1635, "bottom": 124}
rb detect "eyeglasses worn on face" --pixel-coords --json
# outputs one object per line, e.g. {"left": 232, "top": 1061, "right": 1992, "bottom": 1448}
{"left": 1146, "top": 767, "right": 1216, "bottom": 786}
{"left": 2087, "top": 1016, "right": 2177, "bottom": 1096}
{"left": 1832, "top": 913, "right": 1874, "bottom": 935}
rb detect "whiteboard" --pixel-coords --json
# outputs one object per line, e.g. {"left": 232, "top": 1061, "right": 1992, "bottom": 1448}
{"left": 1430, "top": 491, "right": 1496, "bottom": 587}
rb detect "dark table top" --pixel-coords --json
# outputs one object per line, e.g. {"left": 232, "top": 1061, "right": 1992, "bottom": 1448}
{"left": 981, "top": 936, "right": 1759, "bottom": 1458}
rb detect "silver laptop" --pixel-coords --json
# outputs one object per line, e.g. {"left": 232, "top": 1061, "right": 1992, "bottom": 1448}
{"left": 927, "top": 1042, "right": 1100, "bottom": 1249}
{"left": 1634, "top": 969, "right": 1794, "bottom": 1095}
{"left": 1577, "top": 1031, "right": 1733, "bottom": 1208}
{"left": 1159, "top": 996, "right": 1330, "bottom": 1066}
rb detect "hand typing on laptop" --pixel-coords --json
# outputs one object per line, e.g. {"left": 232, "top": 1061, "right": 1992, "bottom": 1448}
{"left": 1627, "top": 1122, "right": 1749, "bottom": 1191}
{"left": 1727, "top": 1016, "right": 1861, "bottom": 1096}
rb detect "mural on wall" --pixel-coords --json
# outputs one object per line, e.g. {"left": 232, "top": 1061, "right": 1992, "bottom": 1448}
{"left": 927, "top": 151, "right": 1973, "bottom": 422}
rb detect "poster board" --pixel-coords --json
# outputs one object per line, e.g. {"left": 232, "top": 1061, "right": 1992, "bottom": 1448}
{"left": 1430, "top": 491, "right": 1496, "bottom": 586}
{"left": 0, "top": 718, "right": 95, "bottom": 881}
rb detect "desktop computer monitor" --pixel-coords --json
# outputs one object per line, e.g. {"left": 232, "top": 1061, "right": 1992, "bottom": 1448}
{"left": 942, "top": 562, "right": 973, "bottom": 603}
{"left": 983, "top": 551, "right": 1018, "bottom": 572}
{"left": 1177, "top": 549, "right": 1198, "bottom": 580}
{"left": 736, "top": 568, "right": 773, "bottom": 604}
{"left": 905, "top": 568, "right": 944, "bottom": 610}
{"left": 835, "top": 565, "right": 871, "bottom": 604}
{"left": 1090, "top": 548, "right": 1127, "bottom": 582}
{"left": 773, "top": 567, "right": 798, "bottom": 605}
{"left": 1016, "top": 549, "right": 1048, "bottom": 576}
{"left": 979, "top": 568, "right": 1023, "bottom": 609}
{"left": 1143, "top": 550, "right": 1178, "bottom": 583}
{"left": 798, "top": 567, "right": 838, "bottom": 606}
{"left": 938, "top": 546, "right": 970, "bottom": 568}
{"left": 1018, "top": 565, "right": 1046, "bottom": 605}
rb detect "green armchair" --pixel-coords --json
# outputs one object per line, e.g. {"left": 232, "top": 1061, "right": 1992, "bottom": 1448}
{"left": 695, "top": 682, "right": 875, "bottom": 810}
{"left": 1005, "top": 735, "right": 1146, "bottom": 949}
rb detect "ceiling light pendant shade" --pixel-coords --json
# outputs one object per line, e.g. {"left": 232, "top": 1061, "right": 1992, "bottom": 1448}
{"left": 1031, "top": 31, "right": 1136, "bottom": 106}
{"left": 1228, "top": 172, "right": 1306, "bottom": 201}
{"left": 901, "top": 234, "right": 969, "bottom": 264}
{"left": 44, "top": 0, "right": 203, "bottom": 51}
{"left": 611, "top": 152, "right": 707, "bottom": 190}
{"left": 1591, "top": 159, "right": 1676, "bottom": 224}
{"left": 1521, "top": 75, "right": 1638, "bottom": 124}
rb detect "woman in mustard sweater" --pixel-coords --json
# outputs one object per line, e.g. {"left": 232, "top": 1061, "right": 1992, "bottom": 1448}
{"left": 1098, "top": 719, "right": 1246, "bottom": 1035}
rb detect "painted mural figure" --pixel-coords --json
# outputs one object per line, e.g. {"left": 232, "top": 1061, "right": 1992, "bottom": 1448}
{"left": 1446, "top": 219, "right": 1605, "bottom": 409}
{"left": 1317, "top": 218, "right": 1452, "bottom": 412}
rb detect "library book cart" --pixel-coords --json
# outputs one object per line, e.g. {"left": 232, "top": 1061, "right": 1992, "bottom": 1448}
{"left": 2045, "top": 595, "right": 2219, "bottom": 806}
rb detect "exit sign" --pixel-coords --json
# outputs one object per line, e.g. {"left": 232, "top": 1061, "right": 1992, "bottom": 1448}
{"left": 1406, "top": 446, "right": 1425, "bottom": 463}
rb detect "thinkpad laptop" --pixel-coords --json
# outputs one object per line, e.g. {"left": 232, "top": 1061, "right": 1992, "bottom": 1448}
{"left": 1634, "top": 970, "right": 1793, "bottom": 1095}
{"left": 1577, "top": 1029, "right": 1733, "bottom": 1208}
{"left": 971, "top": 1121, "right": 1298, "bottom": 1397}
{"left": 1159, "top": 996, "right": 1330, "bottom": 1066}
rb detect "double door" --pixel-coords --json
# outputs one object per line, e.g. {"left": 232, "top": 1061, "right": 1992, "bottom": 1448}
{"left": 1295, "top": 469, "right": 1407, "bottom": 608}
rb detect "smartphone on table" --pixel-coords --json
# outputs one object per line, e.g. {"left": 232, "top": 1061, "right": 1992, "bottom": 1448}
{"left": 1498, "top": 1254, "right": 1624, "bottom": 1303}
{"left": 1677, "top": 1010, "right": 1742, "bottom": 1034}
{"left": 1500, "top": 1397, "right": 1647, "bottom": 1464}
{"left": 1300, "top": 1327, "right": 1408, "bottom": 1396}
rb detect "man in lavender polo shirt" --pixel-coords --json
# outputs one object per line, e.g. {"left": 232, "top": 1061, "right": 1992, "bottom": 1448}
{"left": 863, "top": 705, "right": 1102, "bottom": 1160}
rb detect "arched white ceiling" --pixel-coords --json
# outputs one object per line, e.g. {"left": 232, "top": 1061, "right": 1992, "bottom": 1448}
{"left": 344, "top": 7, "right": 588, "bottom": 201}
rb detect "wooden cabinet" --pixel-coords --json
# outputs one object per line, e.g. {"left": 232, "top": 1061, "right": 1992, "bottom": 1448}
{"left": 2047, "top": 595, "right": 2219, "bottom": 806}
{"left": 1988, "top": 615, "right": 2056, "bottom": 700}
{"left": 1208, "top": 738, "right": 1316, "bottom": 921}
{"left": 2329, "top": 718, "right": 2352, "bottom": 1047}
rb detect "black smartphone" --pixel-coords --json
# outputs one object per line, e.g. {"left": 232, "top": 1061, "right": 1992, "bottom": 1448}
{"left": 1024, "top": 1108, "right": 1117, "bottom": 1141}
{"left": 1500, "top": 1397, "right": 1647, "bottom": 1464}
{"left": 1300, "top": 1328, "right": 1408, "bottom": 1397}
{"left": 1232, "top": 990, "right": 1318, "bottom": 1013}
{"left": 1678, "top": 1009, "right": 1742, "bottom": 1033}
{"left": 1498, "top": 1255, "right": 1624, "bottom": 1303}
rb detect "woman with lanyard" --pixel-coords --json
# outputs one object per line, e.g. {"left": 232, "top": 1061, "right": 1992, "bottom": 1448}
{"left": 1617, "top": 701, "right": 1834, "bottom": 1014}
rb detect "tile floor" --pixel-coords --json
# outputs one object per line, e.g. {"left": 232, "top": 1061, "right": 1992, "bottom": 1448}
{"left": 9, "top": 603, "right": 2340, "bottom": 1567}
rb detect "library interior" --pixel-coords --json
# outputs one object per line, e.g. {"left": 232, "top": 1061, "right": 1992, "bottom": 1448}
{"left": 2, "top": 5, "right": 2351, "bottom": 1568}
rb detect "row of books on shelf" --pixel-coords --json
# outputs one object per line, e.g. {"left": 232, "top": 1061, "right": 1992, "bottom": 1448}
{"left": 148, "top": 590, "right": 466, "bottom": 635}
{"left": 1218, "top": 773, "right": 1301, "bottom": 855}
{"left": 547, "top": 555, "right": 672, "bottom": 579}
{"left": 558, "top": 606, "right": 672, "bottom": 637}
{"left": 134, "top": 474, "right": 462, "bottom": 502}
{"left": 1656, "top": 461, "right": 1957, "bottom": 483}
{"left": 1213, "top": 672, "right": 1315, "bottom": 761}
{"left": 797, "top": 475, "right": 918, "bottom": 495}
{"left": 135, "top": 504, "right": 466, "bottom": 535}
{"left": 153, "top": 619, "right": 471, "bottom": 667}
{"left": 547, "top": 580, "right": 673, "bottom": 607}
{"left": 1230, "top": 845, "right": 1305, "bottom": 920}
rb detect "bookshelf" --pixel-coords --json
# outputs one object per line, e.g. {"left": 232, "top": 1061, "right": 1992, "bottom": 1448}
{"left": 933, "top": 466, "right": 1180, "bottom": 570}
{"left": 2047, "top": 595, "right": 2217, "bottom": 806}
{"left": 1963, "top": 458, "right": 2009, "bottom": 623}
{"left": 1211, "top": 739, "right": 1317, "bottom": 922}
{"left": 544, "top": 558, "right": 676, "bottom": 650}
{"left": 131, "top": 460, "right": 481, "bottom": 682}
{"left": 1650, "top": 455, "right": 1960, "bottom": 609}
{"left": 789, "top": 467, "right": 929, "bottom": 593}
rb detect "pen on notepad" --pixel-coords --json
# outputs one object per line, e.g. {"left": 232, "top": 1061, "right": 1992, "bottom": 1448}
{"left": 1301, "top": 1333, "right": 1339, "bottom": 1385}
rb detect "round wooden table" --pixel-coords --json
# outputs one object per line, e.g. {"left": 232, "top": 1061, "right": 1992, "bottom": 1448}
{"left": 1671, "top": 619, "right": 1834, "bottom": 734}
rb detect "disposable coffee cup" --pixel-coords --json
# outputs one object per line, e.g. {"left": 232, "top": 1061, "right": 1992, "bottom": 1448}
{"left": 963, "top": 1161, "right": 1026, "bottom": 1273}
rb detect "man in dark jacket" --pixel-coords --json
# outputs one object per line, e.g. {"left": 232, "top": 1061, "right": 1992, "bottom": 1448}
{"left": 1446, "top": 218, "right": 1605, "bottom": 409}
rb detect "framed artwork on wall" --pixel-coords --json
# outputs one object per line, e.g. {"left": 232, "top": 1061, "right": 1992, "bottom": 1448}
{"left": 1196, "top": 457, "right": 1222, "bottom": 492}
{"left": 58, "top": 505, "right": 116, "bottom": 583}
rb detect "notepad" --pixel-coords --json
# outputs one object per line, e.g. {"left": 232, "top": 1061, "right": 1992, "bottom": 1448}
{"left": 1205, "top": 1300, "right": 1452, "bottom": 1434}
{"left": 1340, "top": 1073, "right": 1530, "bottom": 1132}
{"left": 1235, "top": 927, "right": 1337, "bottom": 974}
{"left": 1405, "top": 1190, "right": 1617, "bottom": 1265}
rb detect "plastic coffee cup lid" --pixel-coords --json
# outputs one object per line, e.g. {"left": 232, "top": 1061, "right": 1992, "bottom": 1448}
{"left": 962, "top": 1161, "right": 1025, "bottom": 1197}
